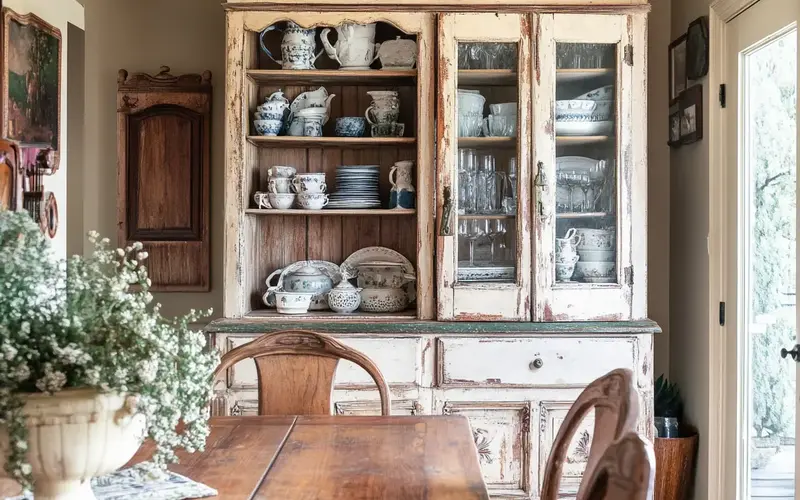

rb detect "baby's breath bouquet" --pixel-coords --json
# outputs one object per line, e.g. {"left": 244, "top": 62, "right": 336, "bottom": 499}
{"left": 0, "top": 211, "right": 219, "bottom": 489}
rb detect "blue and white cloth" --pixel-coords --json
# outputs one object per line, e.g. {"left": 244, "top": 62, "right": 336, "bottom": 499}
{"left": 8, "top": 462, "right": 217, "bottom": 500}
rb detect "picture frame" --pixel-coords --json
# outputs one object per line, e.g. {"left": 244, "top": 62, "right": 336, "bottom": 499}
{"left": 1, "top": 8, "right": 62, "bottom": 169}
{"left": 686, "top": 16, "right": 710, "bottom": 80}
{"left": 668, "top": 108, "right": 683, "bottom": 148}
{"left": 668, "top": 34, "right": 688, "bottom": 105}
{"left": 679, "top": 84, "right": 703, "bottom": 145}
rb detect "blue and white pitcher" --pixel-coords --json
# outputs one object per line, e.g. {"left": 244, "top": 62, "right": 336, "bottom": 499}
{"left": 389, "top": 160, "right": 415, "bottom": 209}
{"left": 260, "top": 22, "right": 323, "bottom": 70}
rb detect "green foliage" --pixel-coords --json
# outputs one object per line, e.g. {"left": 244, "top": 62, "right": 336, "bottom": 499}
{"left": 0, "top": 210, "right": 219, "bottom": 489}
{"left": 752, "top": 317, "right": 795, "bottom": 437}
{"left": 654, "top": 375, "right": 683, "bottom": 419}
{"left": 749, "top": 33, "right": 797, "bottom": 438}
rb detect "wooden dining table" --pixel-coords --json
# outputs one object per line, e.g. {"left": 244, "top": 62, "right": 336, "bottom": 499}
{"left": 130, "top": 415, "right": 489, "bottom": 499}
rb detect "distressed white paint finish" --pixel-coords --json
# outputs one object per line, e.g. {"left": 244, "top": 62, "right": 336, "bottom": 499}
{"left": 532, "top": 400, "right": 596, "bottom": 498}
{"left": 437, "top": 13, "right": 533, "bottom": 321}
{"left": 533, "top": 13, "right": 641, "bottom": 322}
{"left": 219, "top": 334, "right": 423, "bottom": 389}
{"left": 223, "top": 0, "right": 649, "bottom": 7}
{"left": 438, "top": 337, "right": 638, "bottom": 388}
{"left": 212, "top": 332, "right": 651, "bottom": 498}
{"left": 436, "top": 400, "right": 532, "bottom": 498}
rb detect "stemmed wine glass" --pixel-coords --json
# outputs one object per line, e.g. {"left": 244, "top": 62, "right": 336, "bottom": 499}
{"left": 486, "top": 220, "right": 500, "bottom": 263}
{"left": 579, "top": 173, "right": 592, "bottom": 212}
{"left": 495, "top": 220, "right": 508, "bottom": 262}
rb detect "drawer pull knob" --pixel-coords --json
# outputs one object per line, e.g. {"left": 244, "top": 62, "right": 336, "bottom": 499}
{"left": 530, "top": 358, "right": 544, "bottom": 370}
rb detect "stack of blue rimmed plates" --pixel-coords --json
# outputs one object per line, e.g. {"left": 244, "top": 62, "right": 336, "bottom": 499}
{"left": 327, "top": 165, "right": 382, "bottom": 209}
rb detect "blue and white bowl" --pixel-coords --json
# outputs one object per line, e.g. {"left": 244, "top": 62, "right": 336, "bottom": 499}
{"left": 254, "top": 119, "right": 283, "bottom": 136}
{"left": 335, "top": 117, "right": 367, "bottom": 137}
{"left": 255, "top": 111, "right": 284, "bottom": 121}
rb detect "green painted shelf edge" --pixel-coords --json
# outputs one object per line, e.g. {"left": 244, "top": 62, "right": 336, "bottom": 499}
{"left": 205, "top": 319, "right": 662, "bottom": 335}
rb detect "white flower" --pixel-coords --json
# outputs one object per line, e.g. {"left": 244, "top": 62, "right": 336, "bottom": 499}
{"left": 2, "top": 343, "right": 18, "bottom": 360}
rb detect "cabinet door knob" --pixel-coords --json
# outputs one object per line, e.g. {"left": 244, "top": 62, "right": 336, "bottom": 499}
{"left": 530, "top": 358, "right": 544, "bottom": 370}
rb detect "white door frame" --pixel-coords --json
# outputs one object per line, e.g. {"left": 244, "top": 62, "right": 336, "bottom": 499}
{"left": 708, "top": 1, "right": 797, "bottom": 499}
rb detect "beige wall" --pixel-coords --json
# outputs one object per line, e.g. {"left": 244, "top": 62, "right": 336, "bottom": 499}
{"left": 81, "top": 0, "right": 225, "bottom": 319}
{"left": 649, "top": 0, "right": 672, "bottom": 380}
{"left": 5, "top": 0, "right": 84, "bottom": 257}
{"left": 669, "top": 0, "right": 712, "bottom": 498}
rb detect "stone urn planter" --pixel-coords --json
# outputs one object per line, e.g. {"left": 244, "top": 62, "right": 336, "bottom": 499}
{"left": 0, "top": 388, "right": 146, "bottom": 500}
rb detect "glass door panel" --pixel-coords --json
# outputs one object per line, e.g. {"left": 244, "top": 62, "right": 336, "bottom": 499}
{"left": 533, "top": 13, "right": 638, "bottom": 321}
{"left": 437, "top": 13, "right": 532, "bottom": 321}
{"left": 456, "top": 40, "right": 520, "bottom": 284}
{"left": 554, "top": 42, "right": 618, "bottom": 285}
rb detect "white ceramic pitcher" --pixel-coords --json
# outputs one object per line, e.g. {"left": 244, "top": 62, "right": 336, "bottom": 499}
{"left": 321, "top": 23, "right": 381, "bottom": 70}
{"left": 260, "top": 22, "right": 323, "bottom": 70}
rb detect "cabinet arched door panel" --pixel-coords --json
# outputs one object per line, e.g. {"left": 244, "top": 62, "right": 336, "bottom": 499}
{"left": 117, "top": 67, "right": 211, "bottom": 292}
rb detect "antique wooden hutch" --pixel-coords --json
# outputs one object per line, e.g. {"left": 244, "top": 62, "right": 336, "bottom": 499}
{"left": 211, "top": 1, "right": 657, "bottom": 497}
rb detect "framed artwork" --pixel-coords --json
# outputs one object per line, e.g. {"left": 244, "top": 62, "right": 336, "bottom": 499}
{"left": 669, "top": 34, "right": 687, "bottom": 105}
{"left": 668, "top": 108, "right": 682, "bottom": 148}
{"left": 686, "top": 16, "right": 709, "bottom": 80}
{"left": 680, "top": 84, "right": 703, "bottom": 145}
{"left": 1, "top": 8, "right": 62, "bottom": 168}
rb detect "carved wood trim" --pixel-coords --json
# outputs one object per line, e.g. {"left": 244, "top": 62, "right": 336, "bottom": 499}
{"left": 118, "top": 66, "right": 212, "bottom": 92}
{"left": 540, "top": 368, "right": 639, "bottom": 500}
{"left": 213, "top": 330, "right": 392, "bottom": 416}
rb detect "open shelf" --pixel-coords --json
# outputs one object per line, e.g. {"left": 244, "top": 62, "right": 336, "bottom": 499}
{"left": 247, "top": 136, "right": 416, "bottom": 148}
{"left": 246, "top": 208, "right": 416, "bottom": 216}
{"left": 556, "top": 212, "right": 613, "bottom": 219}
{"left": 459, "top": 69, "right": 517, "bottom": 86}
{"left": 556, "top": 136, "right": 613, "bottom": 146}
{"left": 459, "top": 214, "right": 516, "bottom": 220}
{"left": 247, "top": 69, "right": 417, "bottom": 85}
{"left": 556, "top": 68, "right": 615, "bottom": 83}
{"left": 246, "top": 309, "right": 417, "bottom": 321}
{"left": 458, "top": 137, "right": 516, "bottom": 148}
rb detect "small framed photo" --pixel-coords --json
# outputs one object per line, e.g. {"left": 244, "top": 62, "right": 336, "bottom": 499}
{"left": 669, "top": 34, "right": 688, "bottom": 105}
{"left": 668, "top": 108, "right": 683, "bottom": 148}
{"left": 680, "top": 84, "right": 703, "bottom": 145}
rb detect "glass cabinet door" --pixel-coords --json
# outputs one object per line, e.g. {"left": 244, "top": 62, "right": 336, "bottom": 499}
{"left": 533, "top": 13, "right": 643, "bottom": 321}
{"left": 437, "top": 13, "right": 532, "bottom": 321}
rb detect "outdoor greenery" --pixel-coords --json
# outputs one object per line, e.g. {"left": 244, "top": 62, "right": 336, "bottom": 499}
{"left": 750, "top": 34, "right": 797, "bottom": 438}
{"left": 0, "top": 211, "right": 219, "bottom": 489}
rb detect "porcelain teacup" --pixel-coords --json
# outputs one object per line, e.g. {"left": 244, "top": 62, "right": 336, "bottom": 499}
{"left": 556, "top": 262, "right": 577, "bottom": 282}
{"left": 335, "top": 117, "right": 367, "bottom": 137}
{"left": 253, "top": 191, "right": 271, "bottom": 209}
{"left": 268, "top": 166, "right": 296, "bottom": 178}
{"left": 268, "top": 177, "right": 294, "bottom": 194}
{"left": 254, "top": 119, "right": 282, "bottom": 136}
{"left": 297, "top": 193, "right": 329, "bottom": 210}
{"left": 371, "top": 123, "right": 405, "bottom": 138}
{"left": 292, "top": 173, "right": 327, "bottom": 193}
{"left": 268, "top": 193, "right": 296, "bottom": 209}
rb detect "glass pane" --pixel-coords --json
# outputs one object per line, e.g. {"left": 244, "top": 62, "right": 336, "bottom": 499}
{"left": 554, "top": 42, "right": 618, "bottom": 285}
{"left": 745, "top": 30, "right": 797, "bottom": 500}
{"left": 456, "top": 40, "right": 519, "bottom": 283}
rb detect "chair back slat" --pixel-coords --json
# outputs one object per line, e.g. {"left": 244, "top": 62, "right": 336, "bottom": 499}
{"left": 583, "top": 433, "right": 655, "bottom": 500}
{"left": 214, "top": 330, "right": 391, "bottom": 416}
{"left": 541, "top": 368, "right": 639, "bottom": 500}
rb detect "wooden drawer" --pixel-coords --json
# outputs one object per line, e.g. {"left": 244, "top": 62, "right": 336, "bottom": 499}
{"left": 437, "top": 337, "right": 637, "bottom": 388}
{"left": 222, "top": 335, "right": 422, "bottom": 391}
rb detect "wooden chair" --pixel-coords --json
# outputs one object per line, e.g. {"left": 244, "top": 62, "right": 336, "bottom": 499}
{"left": 213, "top": 330, "right": 391, "bottom": 416}
{"left": 541, "top": 368, "right": 639, "bottom": 500}
{"left": 581, "top": 432, "right": 655, "bottom": 500}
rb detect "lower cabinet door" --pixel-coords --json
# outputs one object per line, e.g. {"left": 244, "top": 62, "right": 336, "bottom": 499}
{"left": 532, "top": 400, "right": 595, "bottom": 500}
{"left": 435, "top": 399, "right": 533, "bottom": 499}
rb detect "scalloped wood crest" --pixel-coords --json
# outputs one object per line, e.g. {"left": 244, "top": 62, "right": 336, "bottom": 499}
{"left": 118, "top": 66, "right": 212, "bottom": 91}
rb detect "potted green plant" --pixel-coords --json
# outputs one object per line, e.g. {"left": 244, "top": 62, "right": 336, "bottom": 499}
{"left": 0, "top": 211, "right": 219, "bottom": 499}
{"left": 653, "top": 375, "right": 698, "bottom": 500}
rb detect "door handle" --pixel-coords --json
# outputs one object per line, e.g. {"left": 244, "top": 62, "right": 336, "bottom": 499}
{"left": 439, "top": 186, "right": 454, "bottom": 237}
{"left": 780, "top": 344, "right": 800, "bottom": 361}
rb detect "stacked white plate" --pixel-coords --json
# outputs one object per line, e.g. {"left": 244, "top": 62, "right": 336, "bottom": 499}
{"left": 327, "top": 165, "right": 382, "bottom": 209}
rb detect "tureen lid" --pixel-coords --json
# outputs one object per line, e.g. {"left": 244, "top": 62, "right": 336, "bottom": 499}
{"left": 293, "top": 265, "right": 326, "bottom": 277}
